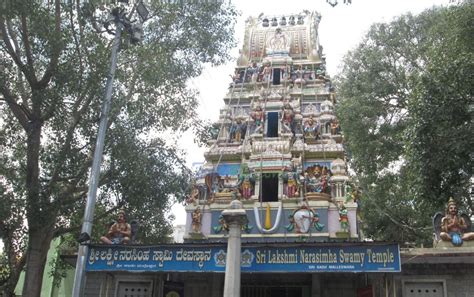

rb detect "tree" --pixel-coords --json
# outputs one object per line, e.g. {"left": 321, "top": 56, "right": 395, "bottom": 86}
{"left": 0, "top": 0, "right": 236, "bottom": 295}
{"left": 336, "top": 2, "right": 473, "bottom": 245}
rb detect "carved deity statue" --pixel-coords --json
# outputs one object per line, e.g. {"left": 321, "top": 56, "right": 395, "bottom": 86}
{"left": 100, "top": 210, "right": 131, "bottom": 245}
{"left": 186, "top": 185, "right": 200, "bottom": 205}
{"left": 229, "top": 119, "right": 247, "bottom": 142}
{"left": 281, "top": 168, "right": 300, "bottom": 198}
{"left": 237, "top": 164, "right": 256, "bottom": 199}
{"left": 330, "top": 118, "right": 341, "bottom": 135}
{"left": 304, "top": 116, "right": 320, "bottom": 140}
{"left": 286, "top": 205, "right": 324, "bottom": 233}
{"left": 251, "top": 105, "right": 265, "bottom": 133}
{"left": 266, "top": 28, "right": 291, "bottom": 56}
{"left": 437, "top": 198, "right": 474, "bottom": 246}
{"left": 339, "top": 204, "right": 349, "bottom": 232}
{"left": 304, "top": 165, "right": 330, "bottom": 194}
{"left": 281, "top": 101, "right": 295, "bottom": 133}
{"left": 192, "top": 207, "right": 202, "bottom": 233}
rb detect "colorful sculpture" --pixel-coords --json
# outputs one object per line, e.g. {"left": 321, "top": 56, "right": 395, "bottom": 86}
{"left": 229, "top": 119, "right": 246, "bottom": 142}
{"left": 330, "top": 118, "right": 340, "bottom": 135}
{"left": 286, "top": 205, "right": 324, "bottom": 233}
{"left": 237, "top": 164, "right": 256, "bottom": 199}
{"left": 251, "top": 105, "right": 265, "bottom": 133}
{"left": 339, "top": 204, "right": 349, "bottom": 232}
{"left": 191, "top": 207, "right": 202, "bottom": 233}
{"left": 345, "top": 183, "right": 361, "bottom": 204}
{"left": 434, "top": 198, "right": 474, "bottom": 246}
{"left": 281, "top": 168, "right": 300, "bottom": 198}
{"left": 304, "top": 116, "right": 320, "bottom": 140}
{"left": 100, "top": 210, "right": 131, "bottom": 245}
{"left": 266, "top": 28, "right": 291, "bottom": 56}
{"left": 304, "top": 165, "right": 330, "bottom": 194}
{"left": 281, "top": 101, "right": 295, "bottom": 133}
{"left": 186, "top": 185, "right": 200, "bottom": 205}
{"left": 213, "top": 215, "right": 229, "bottom": 233}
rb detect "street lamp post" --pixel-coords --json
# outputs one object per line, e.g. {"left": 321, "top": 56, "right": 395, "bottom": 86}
{"left": 71, "top": 20, "right": 122, "bottom": 297}
{"left": 71, "top": 3, "right": 148, "bottom": 296}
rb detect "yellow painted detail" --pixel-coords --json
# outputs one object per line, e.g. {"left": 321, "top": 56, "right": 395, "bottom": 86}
{"left": 265, "top": 203, "right": 272, "bottom": 229}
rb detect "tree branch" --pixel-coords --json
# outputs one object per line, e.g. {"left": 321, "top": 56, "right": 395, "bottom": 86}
{"left": 0, "top": 83, "right": 30, "bottom": 130}
{"left": 19, "top": 14, "right": 36, "bottom": 81}
{"left": 68, "top": 4, "right": 84, "bottom": 91}
{"left": 0, "top": 16, "right": 36, "bottom": 87}
{"left": 37, "top": 0, "right": 62, "bottom": 89}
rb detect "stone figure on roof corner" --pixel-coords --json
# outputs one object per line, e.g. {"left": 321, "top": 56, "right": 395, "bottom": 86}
{"left": 100, "top": 209, "right": 131, "bottom": 245}
{"left": 433, "top": 198, "right": 474, "bottom": 246}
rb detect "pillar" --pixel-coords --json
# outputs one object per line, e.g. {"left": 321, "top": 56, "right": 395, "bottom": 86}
{"left": 222, "top": 200, "right": 247, "bottom": 297}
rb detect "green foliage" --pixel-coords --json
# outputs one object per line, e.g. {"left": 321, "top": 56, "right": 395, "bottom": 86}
{"left": 0, "top": 253, "right": 9, "bottom": 286}
{"left": 337, "top": 2, "right": 473, "bottom": 245}
{"left": 0, "top": 0, "right": 236, "bottom": 294}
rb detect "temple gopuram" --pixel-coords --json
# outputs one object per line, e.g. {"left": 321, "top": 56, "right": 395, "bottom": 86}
{"left": 186, "top": 11, "right": 356, "bottom": 244}
{"left": 81, "top": 11, "right": 474, "bottom": 297}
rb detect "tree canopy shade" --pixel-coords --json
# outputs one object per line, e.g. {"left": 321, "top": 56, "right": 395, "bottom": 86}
{"left": 336, "top": 1, "right": 473, "bottom": 245}
{"left": 0, "top": 0, "right": 237, "bottom": 295}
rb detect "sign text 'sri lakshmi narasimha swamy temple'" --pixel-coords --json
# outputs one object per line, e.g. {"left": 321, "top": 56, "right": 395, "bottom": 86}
{"left": 82, "top": 11, "right": 474, "bottom": 297}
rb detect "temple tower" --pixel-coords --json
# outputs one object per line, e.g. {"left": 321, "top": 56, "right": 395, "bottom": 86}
{"left": 185, "top": 11, "right": 358, "bottom": 243}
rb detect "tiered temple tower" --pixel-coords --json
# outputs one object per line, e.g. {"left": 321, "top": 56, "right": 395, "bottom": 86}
{"left": 184, "top": 11, "right": 359, "bottom": 243}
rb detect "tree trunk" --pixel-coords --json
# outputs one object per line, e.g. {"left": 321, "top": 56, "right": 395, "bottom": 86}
{"left": 22, "top": 105, "right": 53, "bottom": 297}
{"left": 21, "top": 227, "right": 55, "bottom": 297}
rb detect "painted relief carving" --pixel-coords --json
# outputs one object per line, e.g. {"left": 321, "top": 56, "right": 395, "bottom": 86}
{"left": 286, "top": 206, "right": 324, "bottom": 233}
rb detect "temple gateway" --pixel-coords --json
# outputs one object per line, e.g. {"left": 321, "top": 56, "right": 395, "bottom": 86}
{"left": 80, "top": 11, "right": 474, "bottom": 297}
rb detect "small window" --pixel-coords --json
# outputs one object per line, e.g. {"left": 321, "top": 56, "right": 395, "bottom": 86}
{"left": 261, "top": 174, "right": 279, "bottom": 202}
{"left": 266, "top": 112, "right": 279, "bottom": 137}
{"left": 272, "top": 68, "right": 281, "bottom": 85}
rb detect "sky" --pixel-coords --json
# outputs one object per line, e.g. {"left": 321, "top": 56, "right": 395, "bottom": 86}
{"left": 171, "top": 0, "right": 452, "bottom": 226}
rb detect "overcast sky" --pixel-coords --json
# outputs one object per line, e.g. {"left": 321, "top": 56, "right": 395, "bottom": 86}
{"left": 172, "top": 0, "right": 451, "bottom": 226}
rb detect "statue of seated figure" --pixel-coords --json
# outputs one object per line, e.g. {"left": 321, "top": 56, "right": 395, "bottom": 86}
{"left": 100, "top": 210, "right": 132, "bottom": 244}
{"left": 433, "top": 198, "right": 474, "bottom": 246}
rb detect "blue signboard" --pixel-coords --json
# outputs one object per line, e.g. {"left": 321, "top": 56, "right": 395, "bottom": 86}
{"left": 86, "top": 244, "right": 400, "bottom": 273}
